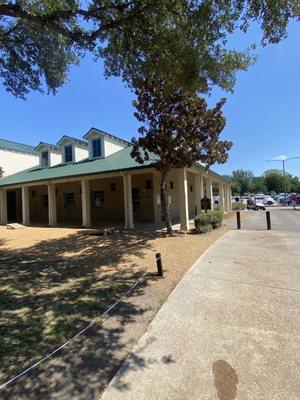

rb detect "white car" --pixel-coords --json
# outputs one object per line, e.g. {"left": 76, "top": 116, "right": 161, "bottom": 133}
{"left": 254, "top": 195, "right": 276, "bottom": 206}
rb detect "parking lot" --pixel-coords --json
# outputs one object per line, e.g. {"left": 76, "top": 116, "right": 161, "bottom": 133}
{"left": 226, "top": 206, "right": 300, "bottom": 231}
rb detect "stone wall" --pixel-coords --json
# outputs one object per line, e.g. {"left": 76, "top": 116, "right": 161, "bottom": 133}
{"left": 29, "top": 185, "right": 48, "bottom": 224}
{"left": 153, "top": 169, "right": 197, "bottom": 223}
{"left": 56, "top": 181, "right": 82, "bottom": 225}
{"left": 131, "top": 173, "right": 154, "bottom": 223}
{"left": 90, "top": 176, "right": 125, "bottom": 224}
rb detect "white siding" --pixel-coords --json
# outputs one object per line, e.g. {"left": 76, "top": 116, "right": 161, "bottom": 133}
{"left": 74, "top": 145, "right": 88, "bottom": 162}
{"left": 104, "top": 136, "right": 127, "bottom": 157}
{"left": 0, "top": 149, "right": 39, "bottom": 177}
{"left": 50, "top": 152, "right": 62, "bottom": 166}
{"left": 86, "top": 130, "right": 128, "bottom": 159}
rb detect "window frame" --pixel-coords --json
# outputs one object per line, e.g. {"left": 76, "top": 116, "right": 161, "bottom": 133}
{"left": 93, "top": 190, "right": 104, "bottom": 207}
{"left": 64, "top": 144, "right": 73, "bottom": 163}
{"left": 64, "top": 192, "right": 75, "bottom": 208}
{"left": 41, "top": 194, "right": 49, "bottom": 209}
{"left": 92, "top": 137, "right": 102, "bottom": 158}
{"left": 41, "top": 150, "right": 49, "bottom": 167}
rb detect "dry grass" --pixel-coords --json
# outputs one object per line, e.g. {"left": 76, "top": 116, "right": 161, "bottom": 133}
{"left": 0, "top": 224, "right": 226, "bottom": 399}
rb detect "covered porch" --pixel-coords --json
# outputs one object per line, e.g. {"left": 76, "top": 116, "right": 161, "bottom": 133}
{"left": 0, "top": 167, "right": 231, "bottom": 231}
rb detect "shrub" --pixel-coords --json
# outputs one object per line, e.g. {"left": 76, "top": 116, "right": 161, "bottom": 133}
{"left": 196, "top": 223, "right": 213, "bottom": 234}
{"left": 232, "top": 201, "right": 246, "bottom": 211}
{"left": 194, "top": 210, "right": 224, "bottom": 234}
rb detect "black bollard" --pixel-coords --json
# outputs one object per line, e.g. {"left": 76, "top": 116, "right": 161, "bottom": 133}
{"left": 156, "top": 253, "right": 163, "bottom": 277}
{"left": 266, "top": 211, "right": 271, "bottom": 230}
{"left": 236, "top": 211, "right": 241, "bottom": 230}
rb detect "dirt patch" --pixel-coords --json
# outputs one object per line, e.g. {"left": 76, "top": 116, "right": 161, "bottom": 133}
{"left": 0, "top": 224, "right": 226, "bottom": 399}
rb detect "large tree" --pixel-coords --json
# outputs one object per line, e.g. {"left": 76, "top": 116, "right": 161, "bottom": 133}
{"left": 131, "top": 80, "right": 232, "bottom": 234}
{"left": 0, "top": 1, "right": 298, "bottom": 98}
{"left": 230, "top": 169, "right": 255, "bottom": 194}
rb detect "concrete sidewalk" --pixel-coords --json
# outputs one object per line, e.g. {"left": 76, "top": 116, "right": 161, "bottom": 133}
{"left": 101, "top": 230, "right": 300, "bottom": 400}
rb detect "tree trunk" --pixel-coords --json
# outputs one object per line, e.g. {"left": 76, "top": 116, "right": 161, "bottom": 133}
{"left": 160, "top": 171, "right": 172, "bottom": 235}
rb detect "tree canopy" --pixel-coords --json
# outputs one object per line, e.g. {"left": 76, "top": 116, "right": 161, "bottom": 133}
{"left": 227, "top": 168, "right": 300, "bottom": 195}
{"left": 1, "top": 1, "right": 298, "bottom": 98}
{"left": 131, "top": 79, "right": 231, "bottom": 233}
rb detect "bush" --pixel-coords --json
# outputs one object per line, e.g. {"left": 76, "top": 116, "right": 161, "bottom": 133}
{"left": 194, "top": 210, "right": 224, "bottom": 234}
{"left": 232, "top": 201, "right": 246, "bottom": 211}
{"left": 196, "top": 223, "right": 213, "bottom": 234}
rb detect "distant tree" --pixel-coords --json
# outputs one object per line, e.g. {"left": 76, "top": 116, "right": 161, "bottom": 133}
{"left": 252, "top": 176, "right": 267, "bottom": 194}
{"left": 290, "top": 175, "right": 300, "bottom": 193}
{"left": 263, "top": 169, "right": 286, "bottom": 193}
{"left": 131, "top": 80, "right": 232, "bottom": 234}
{"left": 230, "top": 169, "right": 255, "bottom": 195}
{"left": 263, "top": 169, "right": 300, "bottom": 193}
{"left": 0, "top": 1, "right": 298, "bottom": 98}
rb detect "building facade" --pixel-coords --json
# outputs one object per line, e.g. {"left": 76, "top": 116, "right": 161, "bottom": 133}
{"left": 0, "top": 127, "right": 232, "bottom": 230}
{"left": 0, "top": 138, "right": 39, "bottom": 178}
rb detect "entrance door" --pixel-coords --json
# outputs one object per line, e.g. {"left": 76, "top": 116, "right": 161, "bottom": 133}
{"left": 132, "top": 188, "right": 140, "bottom": 214}
{"left": 7, "top": 190, "right": 17, "bottom": 222}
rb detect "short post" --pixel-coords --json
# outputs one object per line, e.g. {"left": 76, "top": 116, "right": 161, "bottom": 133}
{"left": 156, "top": 253, "right": 163, "bottom": 277}
{"left": 266, "top": 211, "right": 271, "bottom": 230}
{"left": 236, "top": 211, "right": 241, "bottom": 230}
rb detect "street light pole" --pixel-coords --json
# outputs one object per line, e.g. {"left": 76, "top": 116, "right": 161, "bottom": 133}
{"left": 282, "top": 160, "right": 287, "bottom": 205}
{"left": 266, "top": 156, "right": 300, "bottom": 205}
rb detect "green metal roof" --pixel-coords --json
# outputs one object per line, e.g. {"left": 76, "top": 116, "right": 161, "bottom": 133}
{"left": 56, "top": 135, "right": 88, "bottom": 147}
{"left": 0, "top": 145, "right": 230, "bottom": 188}
{"left": 0, "top": 146, "right": 158, "bottom": 187}
{"left": 0, "top": 138, "right": 38, "bottom": 155}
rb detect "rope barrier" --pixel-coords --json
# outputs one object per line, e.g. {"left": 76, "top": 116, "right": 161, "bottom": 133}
{"left": 0, "top": 271, "right": 148, "bottom": 391}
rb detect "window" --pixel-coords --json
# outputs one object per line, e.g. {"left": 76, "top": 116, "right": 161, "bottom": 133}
{"left": 42, "top": 194, "right": 48, "bottom": 208}
{"left": 64, "top": 192, "right": 75, "bottom": 208}
{"left": 132, "top": 188, "right": 140, "bottom": 213}
{"left": 41, "top": 151, "right": 49, "bottom": 167}
{"left": 110, "top": 183, "right": 116, "bottom": 192}
{"left": 93, "top": 190, "right": 104, "bottom": 207}
{"left": 31, "top": 190, "right": 36, "bottom": 198}
{"left": 64, "top": 145, "right": 73, "bottom": 163}
{"left": 190, "top": 186, "right": 193, "bottom": 192}
{"left": 92, "top": 138, "right": 102, "bottom": 158}
{"left": 146, "top": 180, "right": 152, "bottom": 189}
{"left": 170, "top": 181, "right": 174, "bottom": 189}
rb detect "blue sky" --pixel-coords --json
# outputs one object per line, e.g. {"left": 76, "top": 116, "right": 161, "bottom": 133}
{"left": 0, "top": 21, "right": 299, "bottom": 177}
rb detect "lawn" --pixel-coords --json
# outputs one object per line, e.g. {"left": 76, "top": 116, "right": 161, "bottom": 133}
{"left": 0, "top": 225, "right": 226, "bottom": 399}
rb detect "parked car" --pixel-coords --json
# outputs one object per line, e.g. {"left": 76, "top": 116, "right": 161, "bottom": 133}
{"left": 254, "top": 195, "right": 276, "bottom": 206}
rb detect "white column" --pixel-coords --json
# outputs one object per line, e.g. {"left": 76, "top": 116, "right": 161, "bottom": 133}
{"left": 206, "top": 178, "right": 214, "bottom": 211}
{"left": 48, "top": 183, "right": 57, "bottom": 227}
{"left": 0, "top": 189, "right": 8, "bottom": 225}
{"left": 81, "top": 179, "right": 91, "bottom": 228}
{"left": 218, "top": 183, "right": 225, "bottom": 212}
{"left": 178, "top": 168, "right": 190, "bottom": 230}
{"left": 127, "top": 174, "right": 134, "bottom": 229}
{"left": 229, "top": 186, "right": 233, "bottom": 211}
{"left": 224, "top": 186, "right": 230, "bottom": 212}
{"left": 153, "top": 173, "right": 161, "bottom": 223}
{"left": 21, "top": 186, "right": 30, "bottom": 226}
{"left": 123, "top": 174, "right": 128, "bottom": 229}
{"left": 123, "top": 174, "right": 134, "bottom": 229}
{"left": 195, "top": 174, "right": 204, "bottom": 215}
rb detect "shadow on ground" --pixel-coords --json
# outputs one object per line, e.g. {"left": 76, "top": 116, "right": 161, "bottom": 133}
{"left": 0, "top": 230, "right": 172, "bottom": 400}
